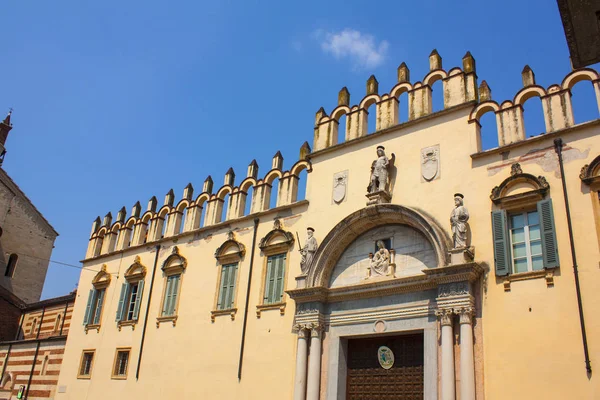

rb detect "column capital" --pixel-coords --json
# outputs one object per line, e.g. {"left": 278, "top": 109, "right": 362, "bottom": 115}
{"left": 454, "top": 306, "right": 475, "bottom": 324}
{"left": 308, "top": 322, "right": 323, "bottom": 338}
{"left": 435, "top": 308, "right": 454, "bottom": 326}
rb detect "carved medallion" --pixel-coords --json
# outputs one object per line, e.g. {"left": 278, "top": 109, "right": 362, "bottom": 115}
{"left": 332, "top": 171, "right": 348, "bottom": 204}
{"left": 421, "top": 145, "right": 440, "bottom": 182}
{"left": 377, "top": 346, "right": 395, "bottom": 369}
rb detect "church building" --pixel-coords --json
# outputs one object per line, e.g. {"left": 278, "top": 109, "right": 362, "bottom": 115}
{"left": 54, "top": 51, "right": 600, "bottom": 399}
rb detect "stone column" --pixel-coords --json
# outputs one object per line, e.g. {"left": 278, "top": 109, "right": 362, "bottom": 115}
{"left": 457, "top": 307, "right": 476, "bottom": 400}
{"left": 306, "top": 325, "right": 322, "bottom": 400}
{"left": 436, "top": 309, "right": 456, "bottom": 400}
{"left": 293, "top": 327, "right": 309, "bottom": 400}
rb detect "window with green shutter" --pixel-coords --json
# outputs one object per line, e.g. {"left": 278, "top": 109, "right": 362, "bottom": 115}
{"left": 492, "top": 199, "right": 559, "bottom": 276}
{"left": 161, "top": 274, "right": 181, "bottom": 316}
{"left": 217, "top": 263, "right": 238, "bottom": 310}
{"left": 263, "top": 253, "right": 286, "bottom": 305}
{"left": 116, "top": 280, "right": 145, "bottom": 323}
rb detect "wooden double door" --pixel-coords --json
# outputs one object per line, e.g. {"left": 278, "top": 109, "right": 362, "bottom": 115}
{"left": 346, "top": 333, "right": 424, "bottom": 400}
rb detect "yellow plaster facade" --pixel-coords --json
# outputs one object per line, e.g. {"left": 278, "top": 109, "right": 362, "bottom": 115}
{"left": 55, "top": 52, "right": 600, "bottom": 400}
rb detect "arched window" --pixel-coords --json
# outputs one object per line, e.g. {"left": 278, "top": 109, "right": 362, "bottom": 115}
{"left": 490, "top": 163, "right": 559, "bottom": 283}
{"left": 30, "top": 317, "right": 38, "bottom": 335}
{"left": 157, "top": 246, "right": 187, "bottom": 327}
{"left": 41, "top": 354, "right": 49, "bottom": 375}
{"left": 1, "top": 373, "right": 12, "bottom": 390}
{"left": 83, "top": 265, "right": 111, "bottom": 332}
{"left": 4, "top": 253, "right": 18, "bottom": 277}
{"left": 54, "top": 314, "right": 62, "bottom": 332}
{"left": 256, "top": 219, "right": 295, "bottom": 318}
{"left": 115, "top": 257, "right": 146, "bottom": 328}
{"left": 211, "top": 231, "right": 245, "bottom": 322}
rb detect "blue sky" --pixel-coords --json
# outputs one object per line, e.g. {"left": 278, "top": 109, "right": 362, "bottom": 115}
{"left": 1, "top": 0, "right": 598, "bottom": 299}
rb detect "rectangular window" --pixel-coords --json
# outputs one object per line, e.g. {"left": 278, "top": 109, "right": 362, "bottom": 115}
{"left": 4, "top": 254, "right": 18, "bottom": 278}
{"left": 112, "top": 348, "right": 130, "bottom": 379}
{"left": 116, "top": 281, "right": 145, "bottom": 322}
{"left": 263, "top": 253, "right": 286, "bottom": 305}
{"left": 83, "top": 288, "right": 106, "bottom": 326}
{"left": 161, "top": 274, "right": 181, "bottom": 317}
{"left": 509, "top": 210, "right": 543, "bottom": 273}
{"left": 492, "top": 198, "right": 559, "bottom": 276}
{"left": 78, "top": 350, "right": 95, "bottom": 378}
{"left": 217, "top": 263, "right": 238, "bottom": 310}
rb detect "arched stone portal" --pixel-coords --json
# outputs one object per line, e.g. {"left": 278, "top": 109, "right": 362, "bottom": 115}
{"left": 288, "top": 204, "right": 483, "bottom": 400}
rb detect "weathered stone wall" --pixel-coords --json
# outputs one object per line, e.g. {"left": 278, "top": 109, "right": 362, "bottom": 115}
{"left": 0, "top": 169, "right": 57, "bottom": 303}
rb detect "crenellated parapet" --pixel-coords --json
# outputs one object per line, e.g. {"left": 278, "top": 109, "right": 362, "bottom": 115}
{"left": 86, "top": 147, "right": 312, "bottom": 259}
{"left": 469, "top": 67, "right": 600, "bottom": 152}
{"left": 313, "top": 50, "right": 479, "bottom": 151}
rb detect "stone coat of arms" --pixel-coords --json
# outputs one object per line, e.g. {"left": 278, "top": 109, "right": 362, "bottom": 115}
{"left": 421, "top": 145, "right": 440, "bottom": 182}
{"left": 332, "top": 171, "right": 348, "bottom": 204}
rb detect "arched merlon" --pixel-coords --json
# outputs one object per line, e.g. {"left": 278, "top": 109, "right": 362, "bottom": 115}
{"left": 390, "top": 82, "right": 413, "bottom": 98}
{"left": 264, "top": 169, "right": 283, "bottom": 185}
{"left": 330, "top": 105, "right": 351, "bottom": 121}
{"left": 194, "top": 192, "right": 210, "bottom": 206}
{"left": 216, "top": 185, "right": 233, "bottom": 200}
{"left": 469, "top": 101, "right": 500, "bottom": 122}
{"left": 239, "top": 177, "right": 257, "bottom": 192}
{"left": 290, "top": 160, "right": 312, "bottom": 177}
{"left": 423, "top": 69, "right": 448, "bottom": 87}
{"left": 359, "top": 94, "right": 380, "bottom": 110}
{"left": 561, "top": 68, "right": 600, "bottom": 90}
{"left": 307, "top": 204, "right": 451, "bottom": 288}
{"left": 514, "top": 85, "right": 546, "bottom": 105}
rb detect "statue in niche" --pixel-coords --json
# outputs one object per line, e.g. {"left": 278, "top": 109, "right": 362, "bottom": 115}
{"left": 369, "top": 240, "right": 390, "bottom": 276}
{"left": 368, "top": 146, "right": 390, "bottom": 193}
{"left": 299, "top": 227, "right": 318, "bottom": 275}
{"left": 450, "top": 193, "right": 470, "bottom": 249}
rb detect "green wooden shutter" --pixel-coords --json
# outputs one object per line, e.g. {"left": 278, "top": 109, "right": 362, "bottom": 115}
{"left": 162, "top": 276, "right": 174, "bottom": 316}
{"left": 274, "top": 255, "right": 286, "bottom": 302}
{"left": 116, "top": 283, "right": 128, "bottom": 322}
{"left": 93, "top": 289, "right": 105, "bottom": 325}
{"left": 217, "top": 265, "right": 229, "bottom": 310}
{"left": 132, "top": 280, "right": 144, "bottom": 320}
{"left": 537, "top": 199, "right": 559, "bottom": 268}
{"left": 491, "top": 210, "right": 511, "bottom": 276}
{"left": 83, "top": 289, "right": 94, "bottom": 325}
{"left": 226, "top": 264, "right": 238, "bottom": 309}
{"left": 169, "top": 274, "right": 181, "bottom": 315}
{"left": 264, "top": 257, "right": 277, "bottom": 304}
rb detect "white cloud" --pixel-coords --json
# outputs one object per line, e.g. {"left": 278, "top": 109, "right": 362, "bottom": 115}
{"left": 317, "top": 29, "right": 389, "bottom": 70}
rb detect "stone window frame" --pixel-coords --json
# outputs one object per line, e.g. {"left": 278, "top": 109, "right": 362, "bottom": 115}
{"left": 77, "top": 349, "right": 95, "bottom": 379}
{"left": 211, "top": 232, "right": 245, "bottom": 322}
{"left": 117, "top": 256, "right": 147, "bottom": 331}
{"left": 491, "top": 163, "right": 558, "bottom": 289}
{"left": 156, "top": 246, "right": 186, "bottom": 328}
{"left": 84, "top": 265, "right": 111, "bottom": 333}
{"left": 111, "top": 347, "right": 131, "bottom": 380}
{"left": 256, "top": 222, "right": 295, "bottom": 318}
{"left": 580, "top": 155, "right": 600, "bottom": 251}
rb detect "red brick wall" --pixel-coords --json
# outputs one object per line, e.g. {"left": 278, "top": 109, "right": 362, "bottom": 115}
{"left": 0, "top": 296, "right": 21, "bottom": 341}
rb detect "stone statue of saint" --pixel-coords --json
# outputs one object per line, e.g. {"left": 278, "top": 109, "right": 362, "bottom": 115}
{"left": 368, "top": 146, "right": 390, "bottom": 193}
{"left": 369, "top": 240, "right": 390, "bottom": 276}
{"left": 299, "top": 227, "right": 318, "bottom": 275}
{"left": 450, "top": 193, "right": 470, "bottom": 249}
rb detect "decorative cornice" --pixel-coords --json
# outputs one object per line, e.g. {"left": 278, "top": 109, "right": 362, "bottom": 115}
{"left": 288, "top": 262, "right": 483, "bottom": 304}
{"left": 162, "top": 246, "right": 187, "bottom": 272}
{"left": 214, "top": 231, "right": 246, "bottom": 263}
{"left": 490, "top": 163, "right": 549, "bottom": 205}
{"left": 580, "top": 155, "right": 600, "bottom": 185}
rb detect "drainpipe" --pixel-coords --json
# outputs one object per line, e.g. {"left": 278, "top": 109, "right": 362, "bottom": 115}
{"left": 59, "top": 300, "right": 69, "bottom": 336}
{"left": 24, "top": 341, "right": 40, "bottom": 400}
{"left": 15, "top": 313, "right": 24, "bottom": 340}
{"left": 36, "top": 307, "right": 46, "bottom": 340}
{"left": 136, "top": 245, "right": 161, "bottom": 380}
{"left": 238, "top": 218, "right": 259, "bottom": 380}
{"left": 0, "top": 343, "right": 11, "bottom": 383}
{"left": 554, "top": 138, "right": 592, "bottom": 374}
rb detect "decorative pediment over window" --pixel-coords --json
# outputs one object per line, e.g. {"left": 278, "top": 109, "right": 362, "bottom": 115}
{"left": 580, "top": 155, "right": 600, "bottom": 185}
{"left": 215, "top": 231, "right": 245, "bottom": 264}
{"left": 490, "top": 163, "right": 549, "bottom": 206}
{"left": 162, "top": 246, "right": 187, "bottom": 274}
{"left": 124, "top": 256, "right": 147, "bottom": 281}
{"left": 92, "top": 264, "right": 111, "bottom": 288}
{"left": 259, "top": 219, "right": 295, "bottom": 255}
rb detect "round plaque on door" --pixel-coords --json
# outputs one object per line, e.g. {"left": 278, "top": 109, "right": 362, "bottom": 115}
{"left": 377, "top": 346, "right": 395, "bottom": 369}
